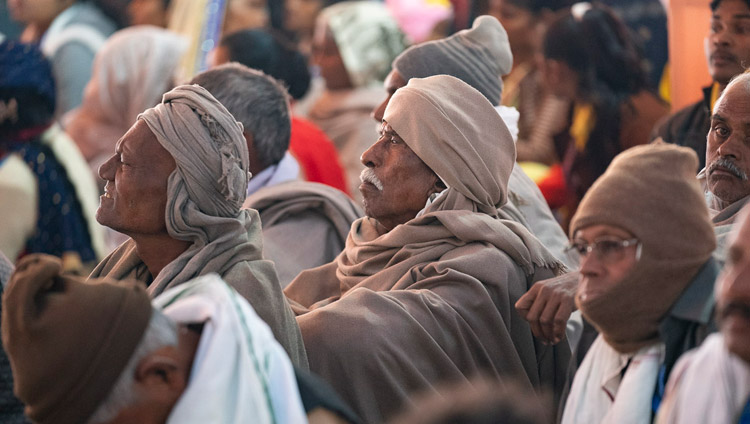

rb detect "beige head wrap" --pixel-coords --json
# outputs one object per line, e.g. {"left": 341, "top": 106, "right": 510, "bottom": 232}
{"left": 570, "top": 143, "right": 716, "bottom": 353}
{"left": 383, "top": 74, "right": 515, "bottom": 216}
{"left": 140, "top": 84, "right": 249, "bottom": 219}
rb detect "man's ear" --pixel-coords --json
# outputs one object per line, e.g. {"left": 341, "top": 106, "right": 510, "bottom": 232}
{"left": 134, "top": 347, "right": 186, "bottom": 392}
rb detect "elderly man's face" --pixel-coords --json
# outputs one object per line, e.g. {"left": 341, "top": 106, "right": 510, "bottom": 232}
{"left": 96, "top": 120, "right": 176, "bottom": 237}
{"left": 359, "top": 121, "right": 441, "bottom": 231}
{"left": 717, "top": 207, "right": 750, "bottom": 363}
{"left": 574, "top": 224, "right": 639, "bottom": 303}
{"left": 706, "top": 81, "right": 750, "bottom": 205}
{"left": 704, "top": 0, "right": 750, "bottom": 88}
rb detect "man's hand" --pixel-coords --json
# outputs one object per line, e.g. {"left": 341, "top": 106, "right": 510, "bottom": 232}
{"left": 515, "top": 271, "right": 580, "bottom": 344}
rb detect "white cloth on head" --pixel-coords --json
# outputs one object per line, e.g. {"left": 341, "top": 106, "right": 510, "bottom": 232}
{"left": 656, "top": 333, "right": 750, "bottom": 424}
{"left": 154, "top": 274, "right": 307, "bottom": 424}
{"left": 246, "top": 152, "right": 300, "bottom": 196}
{"left": 562, "top": 335, "right": 664, "bottom": 424}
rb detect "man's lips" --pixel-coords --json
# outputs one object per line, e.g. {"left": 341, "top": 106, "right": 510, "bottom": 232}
{"left": 711, "top": 51, "right": 738, "bottom": 66}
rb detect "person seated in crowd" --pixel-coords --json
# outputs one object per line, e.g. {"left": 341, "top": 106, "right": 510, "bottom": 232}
{"left": 541, "top": 2, "right": 669, "bottom": 227}
{"left": 1, "top": 255, "right": 309, "bottom": 424}
{"left": 7, "top": 0, "right": 116, "bottom": 116}
{"left": 652, "top": 0, "right": 750, "bottom": 170}
{"left": 211, "top": 29, "right": 350, "bottom": 194}
{"left": 0, "top": 41, "right": 106, "bottom": 270}
{"left": 656, "top": 203, "right": 750, "bottom": 423}
{"left": 190, "top": 64, "right": 362, "bottom": 287}
{"left": 64, "top": 26, "right": 188, "bottom": 189}
{"left": 516, "top": 71, "right": 750, "bottom": 347}
{"left": 308, "top": 1, "right": 407, "bottom": 200}
{"left": 285, "top": 75, "right": 570, "bottom": 423}
{"left": 88, "top": 83, "right": 306, "bottom": 367}
{"left": 700, "top": 71, "right": 750, "bottom": 257}
{"left": 561, "top": 143, "right": 718, "bottom": 423}
{"left": 373, "top": 15, "right": 577, "bottom": 271}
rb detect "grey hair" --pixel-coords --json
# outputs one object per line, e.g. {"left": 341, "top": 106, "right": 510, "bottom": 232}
{"left": 190, "top": 63, "right": 292, "bottom": 168}
{"left": 87, "top": 308, "right": 179, "bottom": 424}
{"left": 714, "top": 71, "right": 750, "bottom": 114}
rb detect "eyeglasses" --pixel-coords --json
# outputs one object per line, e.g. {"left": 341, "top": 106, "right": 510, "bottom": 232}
{"left": 566, "top": 237, "right": 642, "bottom": 263}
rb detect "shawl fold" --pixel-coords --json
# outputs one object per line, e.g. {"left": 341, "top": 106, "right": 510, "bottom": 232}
{"left": 244, "top": 181, "right": 362, "bottom": 287}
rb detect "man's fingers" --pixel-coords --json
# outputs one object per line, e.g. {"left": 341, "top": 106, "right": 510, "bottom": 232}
{"left": 552, "top": 301, "right": 575, "bottom": 344}
{"left": 515, "top": 284, "right": 540, "bottom": 313}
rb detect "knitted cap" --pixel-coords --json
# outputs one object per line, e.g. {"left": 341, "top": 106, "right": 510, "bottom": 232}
{"left": 392, "top": 15, "right": 512, "bottom": 105}
{"left": 1, "top": 254, "right": 153, "bottom": 424}
{"left": 570, "top": 143, "right": 716, "bottom": 353}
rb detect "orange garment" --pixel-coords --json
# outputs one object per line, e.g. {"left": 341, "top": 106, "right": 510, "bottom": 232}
{"left": 289, "top": 116, "right": 350, "bottom": 196}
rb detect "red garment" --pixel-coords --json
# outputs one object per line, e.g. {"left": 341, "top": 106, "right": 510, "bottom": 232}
{"left": 289, "top": 116, "right": 350, "bottom": 196}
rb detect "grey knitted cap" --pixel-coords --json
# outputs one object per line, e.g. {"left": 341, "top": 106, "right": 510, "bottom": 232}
{"left": 392, "top": 15, "right": 512, "bottom": 105}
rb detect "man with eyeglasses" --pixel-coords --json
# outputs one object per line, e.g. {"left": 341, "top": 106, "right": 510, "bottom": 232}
{"left": 561, "top": 143, "right": 718, "bottom": 423}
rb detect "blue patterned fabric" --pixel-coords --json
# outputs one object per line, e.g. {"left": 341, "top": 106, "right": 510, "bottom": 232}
{"left": 0, "top": 41, "right": 55, "bottom": 106}
{"left": 9, "top": 140, "right": 95, "bottom": 262}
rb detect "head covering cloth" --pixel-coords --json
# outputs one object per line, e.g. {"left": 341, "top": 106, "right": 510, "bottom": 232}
{"left": 392, "top": 15, "right": 512, "bottom": 105}
{"left": 1, "top": 254, "right": 152, "bottom": 424}
{"left": 570, "top": 143, "right": 716, "bottom": 353}
{"left": 65, "top": 26, "right": 188, "bottom": 163}
{"left": 384, "top": 74, "right": 516, "bottom": 216}
{"left": 318, "top": 1, "right": 407, "bottom": 88}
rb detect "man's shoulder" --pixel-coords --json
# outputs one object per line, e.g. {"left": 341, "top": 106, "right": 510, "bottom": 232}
{"left": 245, "top": 181, "right": 361, "bottom": 221}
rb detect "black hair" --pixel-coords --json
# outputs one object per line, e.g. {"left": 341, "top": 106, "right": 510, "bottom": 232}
{"left": 220, "top": 29, "right": 311, "bottom": 99}
{"left": 0, "top": 87, "right": 55, "bottom": 141}
{"left": 711, "top": 0, "right": 750, "bottom": 12}
{"left": 543, "top": 2, "right": 649, "bottom": 178}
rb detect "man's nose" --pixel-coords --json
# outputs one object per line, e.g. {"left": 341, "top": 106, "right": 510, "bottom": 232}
{"left": 98, "top": 154, "right": 116, "bottom": 181}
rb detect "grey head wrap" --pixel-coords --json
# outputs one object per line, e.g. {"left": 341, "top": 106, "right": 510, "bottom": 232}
{"left": 392, "top": 15, "right": 512, "bottom": 105}
{"left": 137, "top": 84, "right": 264, "bottom": 295}
{"left": 140, "top": 84, "right": 249, "bottom": 220}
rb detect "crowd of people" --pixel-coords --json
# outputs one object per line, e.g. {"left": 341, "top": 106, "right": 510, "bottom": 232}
{"left": 1, "top": 0, "right": 750, "bottom": 423}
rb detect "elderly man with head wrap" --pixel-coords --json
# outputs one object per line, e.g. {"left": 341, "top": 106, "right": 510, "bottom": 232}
{"left": 371, "top": 15, "right": 581, "bottom": 345}
{"left": 561, "top": 143, "right": 718, "bottom": 423}
{"left": 2, "top": 254, "right": 309, "bottom": 424}
{"left": 88, "top": 84, "right": 306, "bottom": 368}
{"left": 285, "top": 75, "right": 570, "bottom": 423}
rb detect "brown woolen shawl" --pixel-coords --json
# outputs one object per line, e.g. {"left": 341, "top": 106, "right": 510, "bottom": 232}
{"left": 570, "top": 143, "right": 716, "bottom": 354}
{"left": 89, "top": 85, "right": 306, "bottom": 368}
{"left": 285, "top": 75, "right": 568, "bottom": 422}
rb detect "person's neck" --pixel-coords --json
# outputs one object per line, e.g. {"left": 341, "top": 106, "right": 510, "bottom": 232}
{"left": 132, "top": 234, "right": 192, "bottom": 278}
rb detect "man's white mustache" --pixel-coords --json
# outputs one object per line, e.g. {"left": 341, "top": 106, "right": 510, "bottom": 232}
{"left": 360, "top": 168, "right": 383, "bottom": 191}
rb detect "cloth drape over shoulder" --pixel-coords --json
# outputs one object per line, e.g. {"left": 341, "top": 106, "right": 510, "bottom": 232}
{"left": 244, "top": 181, "right": 362, "bottom": 287}
{"left": 90, "top": 85, "right": 306, "bottom": 368}
{"left": 154, "top": 274, "right": 307, "bottom": 424}
{"left": 286, "top": 75, "right": 569, "bottom": 423}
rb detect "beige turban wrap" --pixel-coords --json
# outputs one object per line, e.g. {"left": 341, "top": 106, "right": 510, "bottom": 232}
{"left": 570, "top": 143, "right": 716, "bottom": 353}
{"left": 383, "top": 74, "right": 516, "bottom": 216}
{"left": 140, "top": 84, "right": 249, "bottom": 218}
